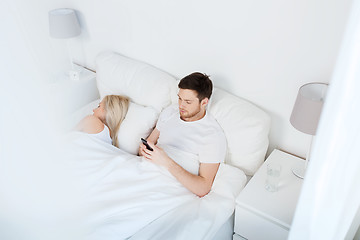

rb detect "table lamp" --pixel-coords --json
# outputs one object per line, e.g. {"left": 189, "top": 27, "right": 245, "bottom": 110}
{"left": 290, "top": 82, "right": 328, "bottom": 178}
{"left": 49, "top": 8, "right": 81, "bottom": 80}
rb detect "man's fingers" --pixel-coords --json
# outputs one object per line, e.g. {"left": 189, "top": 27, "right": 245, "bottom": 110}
{"left": 143, "top": 148, "right": 153, "bottom": 158}
{"left": 147, "top": 142, "right": 160, "bottom": 151}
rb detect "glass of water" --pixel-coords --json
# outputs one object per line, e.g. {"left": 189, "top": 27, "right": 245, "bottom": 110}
{"left": 265, "top": 163, "right": 281, "bottom": 192}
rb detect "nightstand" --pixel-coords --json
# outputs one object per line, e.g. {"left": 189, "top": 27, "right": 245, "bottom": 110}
{"left": 233, "top": 149, "right": 304, "bottom": 240}
{"left": 48, "top": 64, "right": 99, "bottom": 114}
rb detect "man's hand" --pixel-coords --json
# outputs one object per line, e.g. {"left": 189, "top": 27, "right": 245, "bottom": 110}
{"left": 142, "top": 142, "right": 172, "bottom": 168}
{"left": 137, "top": 130, "right": 218, "bottom": 198}
{"left": 142, "top": 142, "right": 219, "bottom": 198}
{"left": 138, "top": 129, "right": 160, "bottom": 156}
{"left": 138, "top": 142, "right": 146, "bottom": 156}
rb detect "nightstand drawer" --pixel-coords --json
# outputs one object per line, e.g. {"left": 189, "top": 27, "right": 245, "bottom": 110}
{"left": 234, "top": 206, "right": 289, "bottom": 240}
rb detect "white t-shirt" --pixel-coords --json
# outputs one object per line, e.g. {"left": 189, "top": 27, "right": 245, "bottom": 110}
{"left": 156, "top": 105, "right": 227, "bottom": 164}
{"left": 93, "top": 125, "right": 112, "bottom": 145}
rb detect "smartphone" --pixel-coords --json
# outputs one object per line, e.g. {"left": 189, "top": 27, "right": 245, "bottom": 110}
{"left": 141, "top": 138, "right": 153, "bottom": 151}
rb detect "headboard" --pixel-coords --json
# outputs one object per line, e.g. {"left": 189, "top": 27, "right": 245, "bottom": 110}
{"left": 95, "top": 51, "right": 271, "bottom": 176}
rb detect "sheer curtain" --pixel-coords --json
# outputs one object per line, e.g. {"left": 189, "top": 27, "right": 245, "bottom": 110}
{"left": 1, "top": 2, "right": 82, "bottom": 239}
{"left": 289, "top": 0, "right": 360, "bottom": 239}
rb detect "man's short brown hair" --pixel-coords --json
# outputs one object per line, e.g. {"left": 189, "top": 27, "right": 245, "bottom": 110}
{"left": 178, "top": 72, "right": 213, "bottom": 101}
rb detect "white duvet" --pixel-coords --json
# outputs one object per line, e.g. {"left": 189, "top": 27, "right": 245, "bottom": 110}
{"left": 65, "top": 132, "right": 246, "bottom": 240}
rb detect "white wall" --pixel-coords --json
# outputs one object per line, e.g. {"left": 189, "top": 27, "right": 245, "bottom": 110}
{"left": 65, "top": 0, "right": 352, "bottom": 157}
{"left": 3, "top": 0, "right": 83, "bottom": 83}
{"left": 9, "top": 0, "right": 352, "bottom": 158}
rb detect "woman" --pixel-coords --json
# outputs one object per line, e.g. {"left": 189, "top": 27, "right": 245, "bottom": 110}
{"left": 76, "top": 95, "right": 130, "bottom": 148}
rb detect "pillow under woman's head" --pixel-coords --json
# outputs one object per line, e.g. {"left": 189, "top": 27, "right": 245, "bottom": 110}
{"left": 116, "top": 102, "right": 159, "bottom": 154}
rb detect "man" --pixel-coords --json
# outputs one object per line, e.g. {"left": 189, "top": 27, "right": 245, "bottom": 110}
{"left": 139, "top": 72, "right": 226, "bottom": 197}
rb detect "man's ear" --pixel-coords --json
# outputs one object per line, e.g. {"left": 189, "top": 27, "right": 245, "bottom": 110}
{"left": 201, "top": 98, "right": 209, "bottom": 106}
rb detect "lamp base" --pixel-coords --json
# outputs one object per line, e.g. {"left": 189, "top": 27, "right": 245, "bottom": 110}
{"left": 292, "top": 162, "right": 305, "bottom": 179}
{"left": 69, "top": 69, "right": 80, "bottom": 81}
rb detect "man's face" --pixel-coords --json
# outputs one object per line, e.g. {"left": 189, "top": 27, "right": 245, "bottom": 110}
{"left": 178, "top": 89, "right": 208, "bottom": 121}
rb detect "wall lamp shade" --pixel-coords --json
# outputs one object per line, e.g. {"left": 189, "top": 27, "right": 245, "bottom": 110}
{"left": 49, "top": 8, "right": 81, "bottom": 39}
{"left": 290, "top": 83, "right": 328, "bottom": 135}
{"left": 290, "top": 82, "right": 328, "bottom": 179}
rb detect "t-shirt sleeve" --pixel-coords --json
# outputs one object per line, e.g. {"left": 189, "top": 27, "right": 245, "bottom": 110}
{"left": 198, "top": 130, "right": 227, "bottom": 164}
{"left": 156, "top": 105, "right": 177, "bottom": 132}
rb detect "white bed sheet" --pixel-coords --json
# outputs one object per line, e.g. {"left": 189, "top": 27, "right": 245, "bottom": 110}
{"left": 65, "top": 131, "right": 246, "bottom": 239}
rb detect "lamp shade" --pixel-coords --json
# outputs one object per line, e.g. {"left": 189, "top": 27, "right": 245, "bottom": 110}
{"left": 290, "top": 83, "right": 328, "bottom": 135}
{"left": 49, "top": 8, "right": 81, "bottom": 39}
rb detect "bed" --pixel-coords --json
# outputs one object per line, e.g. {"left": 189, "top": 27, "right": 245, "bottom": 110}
{"left": 67, "top": 51, "right": 271, "bottom": 239}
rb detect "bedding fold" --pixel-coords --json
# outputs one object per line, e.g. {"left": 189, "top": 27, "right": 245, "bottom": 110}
{"left": 64, "top": 132, "right": 246, "bottom": 240}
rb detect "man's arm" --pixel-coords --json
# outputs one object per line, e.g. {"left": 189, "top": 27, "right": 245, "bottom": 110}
{"left": 142, "top": 142, "right": 219, "bottom": 197}
{"left": 167, "top": 160, "right": 219, "bottom": 198}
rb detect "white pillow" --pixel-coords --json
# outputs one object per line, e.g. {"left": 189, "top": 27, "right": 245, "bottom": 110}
{"left": 95, "top": 51, "right": 178, "bottom": 112}
{"left": 117, "top": 102, "right": 158, "bottom": 154}
{"left": 208, "top": 88, "right": 271, "bottom": 176}
{"left": 69, "top": 99, "right": 159, "bottom": 155}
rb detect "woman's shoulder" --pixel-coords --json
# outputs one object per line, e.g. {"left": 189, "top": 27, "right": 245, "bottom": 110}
{"left": 78, "top": 115, "right": 105, "bottom": 134}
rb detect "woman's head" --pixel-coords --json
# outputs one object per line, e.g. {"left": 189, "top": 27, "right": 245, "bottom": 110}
{"left": 95, "top": 95, "right": 130, "bottom": 148}
{"left": 93, "top": 101, "right": 107, "bottom": 122}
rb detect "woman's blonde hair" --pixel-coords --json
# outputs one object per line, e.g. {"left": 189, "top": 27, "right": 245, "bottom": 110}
{"left": 103, "top": 95, "right": 130, "bottom": 148}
